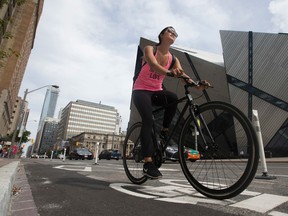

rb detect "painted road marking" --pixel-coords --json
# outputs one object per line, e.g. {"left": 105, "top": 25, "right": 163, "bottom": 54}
{"left": 269, "top": 211, "right": 288, "bottom": 216}
{"left": 54, "top": 165, "right": 92, "bottom": 172}
{"left": 110, "top": 179, "right": 288, "bottom": 215}
{"left": 230, "top": 193, "right": 288, "bottom": 213}
{"left": 110, "top": 183, "right": 156, "bottom": 199}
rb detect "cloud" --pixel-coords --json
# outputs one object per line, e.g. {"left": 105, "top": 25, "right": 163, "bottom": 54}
{"left": 269, "top": 0, "right": 288, "bottom": 32}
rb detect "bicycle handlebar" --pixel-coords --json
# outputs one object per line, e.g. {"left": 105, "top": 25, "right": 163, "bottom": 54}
{"left": 166, "top": 71, "right": 213, "bottom": 88}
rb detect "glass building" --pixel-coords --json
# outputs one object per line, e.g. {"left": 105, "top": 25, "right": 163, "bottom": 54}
{"left": 34, "top": 86, "right": 60, "bottom": 153}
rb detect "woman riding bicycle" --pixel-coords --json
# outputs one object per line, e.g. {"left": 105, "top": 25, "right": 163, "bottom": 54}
{"left": 132, "top": 26, "right": 208, "bottom": 179}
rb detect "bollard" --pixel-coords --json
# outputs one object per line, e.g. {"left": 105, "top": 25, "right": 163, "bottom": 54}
{"left": 94, "top": 142, "right": 99, "bottom": 165}
{"left": 50, "top": 151, "right": 53, "bottom": 161}
{"left": 62, "top": 148, "right": 66, "bottom": 162}
{"left": 253, "top": 110, "right": 276, "bottom": 180}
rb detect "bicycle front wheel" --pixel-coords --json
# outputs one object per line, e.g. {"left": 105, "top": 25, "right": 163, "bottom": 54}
{"left": 123, "top": 122, "right": 148, "bottom": 184}
{"left": 179, "top": 101, "right": 259, "bottom": 199}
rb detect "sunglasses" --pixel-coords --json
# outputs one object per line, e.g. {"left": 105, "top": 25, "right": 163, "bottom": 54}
{"left": 167, "top": 28, "right": 178, "bottom": 38}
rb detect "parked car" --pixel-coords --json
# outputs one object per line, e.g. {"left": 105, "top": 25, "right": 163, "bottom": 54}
{"left": 57, "top": 154, "right": 65, "bottom": 160}
{"left": 69, "top": 148, "right": 93, "bottom": 160}
{"left": 164, "top": 145, "right": 182, "bottom": 162}
{"left": 98, "top": 149, "right": 121, "bottom": 160}
{"left": 164, "top": 145, "right": 197, "bottom": 162}
{"left": 30, "top": 154, "right": 39, "bottom": 159}
{"left": 187, "top": 149, "right": 200, "bottom": 162}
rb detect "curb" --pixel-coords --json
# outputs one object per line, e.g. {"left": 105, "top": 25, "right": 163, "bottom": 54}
{"left": 0, "top": 161, "right": 20, "bottom": 216}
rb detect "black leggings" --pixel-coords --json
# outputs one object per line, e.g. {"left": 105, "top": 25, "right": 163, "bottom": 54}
{"left": 132, "top": 90, "right": 178, "bottom": 157}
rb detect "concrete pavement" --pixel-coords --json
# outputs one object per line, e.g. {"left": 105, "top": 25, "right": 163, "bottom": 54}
{"left": 0, "top": 158, "right": 38, "bottom": 216}
{"left": 0, "top": 157, "right": 287, "bottom": 216}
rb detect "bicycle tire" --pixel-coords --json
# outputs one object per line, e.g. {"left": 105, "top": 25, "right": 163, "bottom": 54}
{"left": 179, "top": 101, "right": 259, "bottom": 199}
{"left": 123, "top": 122, "right": 148, "bottom": 184}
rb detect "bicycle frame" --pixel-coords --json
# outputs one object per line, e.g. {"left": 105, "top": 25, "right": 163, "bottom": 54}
{"left": 151, "top": 84, "right": 213, "bottom": 154}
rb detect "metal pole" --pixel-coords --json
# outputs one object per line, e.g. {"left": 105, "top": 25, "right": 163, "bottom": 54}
{"left": 62, "top": 148, "right": 66, "bottom": 162}
{"left": 94, "top": 142, "right": 99, "bottom": 165}
{"left": 253, "top": 110, "right": 276, "bottom": 180}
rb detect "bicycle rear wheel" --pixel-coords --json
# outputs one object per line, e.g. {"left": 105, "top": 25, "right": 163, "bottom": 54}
{"left": 179, "top": 101, "right": 259, "bottom": 199}
{"left": 123, "top": 122, "right": 148, "bottom": 184}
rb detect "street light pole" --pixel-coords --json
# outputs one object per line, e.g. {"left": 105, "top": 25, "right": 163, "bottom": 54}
{"left": 9, "top": 85, "right": 59, "bottom": 158}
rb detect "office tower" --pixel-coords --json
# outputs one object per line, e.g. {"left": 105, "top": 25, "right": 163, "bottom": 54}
{"left": 38, "top": 117, "right": 59, "bottom": 154}
{"left": 34, "top": 86, "right": 60, "bottom": 153}
{"left": 56, "top": 100, "right": 122, "bottom": 148}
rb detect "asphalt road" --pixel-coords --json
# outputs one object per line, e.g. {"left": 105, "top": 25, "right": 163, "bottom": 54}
{"left": 22, "top": 159, "right": 288, "bottom": 216}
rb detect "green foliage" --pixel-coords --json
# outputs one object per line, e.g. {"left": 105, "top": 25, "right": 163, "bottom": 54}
{"left": 0, "top": 0, "right": 25, "bottom": 67}
{"left": 0, "top": 48, "right": 20, "bottom": 67}
{"left": 0, "top": 0, "right": 26, "bottom": 8}
{"left": 8, "top": 129, "right": 31, "bottom": 144}
{"left": 2, "top": 31, "right": 13, "bottom": 39}
{"left": 0, "top": 0, "right": 9, "bottom": 8}
{"left": 16, "top": 0, "right": 26, "bottom": 6}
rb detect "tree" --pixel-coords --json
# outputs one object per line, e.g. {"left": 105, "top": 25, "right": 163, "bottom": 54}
{"left": 8, "top": 130, "right": 31, "bottom": 144}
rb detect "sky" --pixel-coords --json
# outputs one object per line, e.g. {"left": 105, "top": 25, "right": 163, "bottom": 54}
{"left": 19, "top": 0, "right": 288, "bottom": 140}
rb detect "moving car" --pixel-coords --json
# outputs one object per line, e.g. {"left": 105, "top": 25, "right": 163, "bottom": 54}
{"left": 98, "top": 149, "right": 121, "bottom": 160}
{"left": 69, "top": 148, "right": 93, "bottom": 160}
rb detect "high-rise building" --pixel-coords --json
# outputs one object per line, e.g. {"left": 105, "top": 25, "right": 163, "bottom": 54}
{"left": 34, "top": 85, "right": 60, "bottom": 153}
{"left": 38, "top": 117, "right": 59, "bottom": 154}
{"left": 0, "top": 0, "right": 44, "bottom": 137}
{"left": 56, "top": 100, "right": 122, "bottom": 149}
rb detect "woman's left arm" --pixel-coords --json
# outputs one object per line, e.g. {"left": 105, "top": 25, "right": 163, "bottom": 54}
{"left": 171, "top": 57, "right": 210, "bottom": 90}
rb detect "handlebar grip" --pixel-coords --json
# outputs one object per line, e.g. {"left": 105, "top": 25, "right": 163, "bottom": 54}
{"left": 166, "top": 71, "right": 174, "bottom": 77}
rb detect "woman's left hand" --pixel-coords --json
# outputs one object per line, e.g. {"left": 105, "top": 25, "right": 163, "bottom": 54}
{"left": 195, "top": 80, "right": 211, "bottom": 90}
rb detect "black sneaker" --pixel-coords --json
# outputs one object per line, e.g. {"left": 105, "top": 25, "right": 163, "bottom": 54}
{"left": 143, "top": 162, "right": 162, "bottom": 179}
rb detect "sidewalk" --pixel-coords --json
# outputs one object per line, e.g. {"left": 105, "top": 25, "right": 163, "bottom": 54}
{"left": 0, "top": 158, "right": 38, "bottom": 216}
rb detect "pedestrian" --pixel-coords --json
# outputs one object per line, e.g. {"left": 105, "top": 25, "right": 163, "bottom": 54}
{"left": 12, "top": 145, "right": 18, "bottom": 158}
{"left": 132, "top": 26, "right": 209, "bottom": 179}
{"left": 1, "top": 146, "right": 7, "bottom": 158}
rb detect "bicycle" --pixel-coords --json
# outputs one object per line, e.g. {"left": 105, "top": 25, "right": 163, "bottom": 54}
{"left": 123, "top": 73, "right": 259, "bottom": 200}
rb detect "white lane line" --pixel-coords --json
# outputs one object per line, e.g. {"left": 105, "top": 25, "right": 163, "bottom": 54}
{"left": 230, "top": 193, "right": 288, "bottom": 213}
{"left": 54, "top": 165, "right": 92, "bottom": 172}
{"left": 273, "top": 174, "right": 288, "bottom": 178}
{"left": 110, "top": 183, "right": 156, "bottom": 199}
{"left": 269, "top": 211, "right": 288, "bottom": 216}
{"left": 240, "top": 190, "right": 261, "bottom": 196}
{"left": 156, "top": 195, "right": 226, "bottom": 205}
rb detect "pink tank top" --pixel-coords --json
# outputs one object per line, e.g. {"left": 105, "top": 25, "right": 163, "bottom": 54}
{"left": 133, "top": 50, "right": 173, "bottom": 91}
